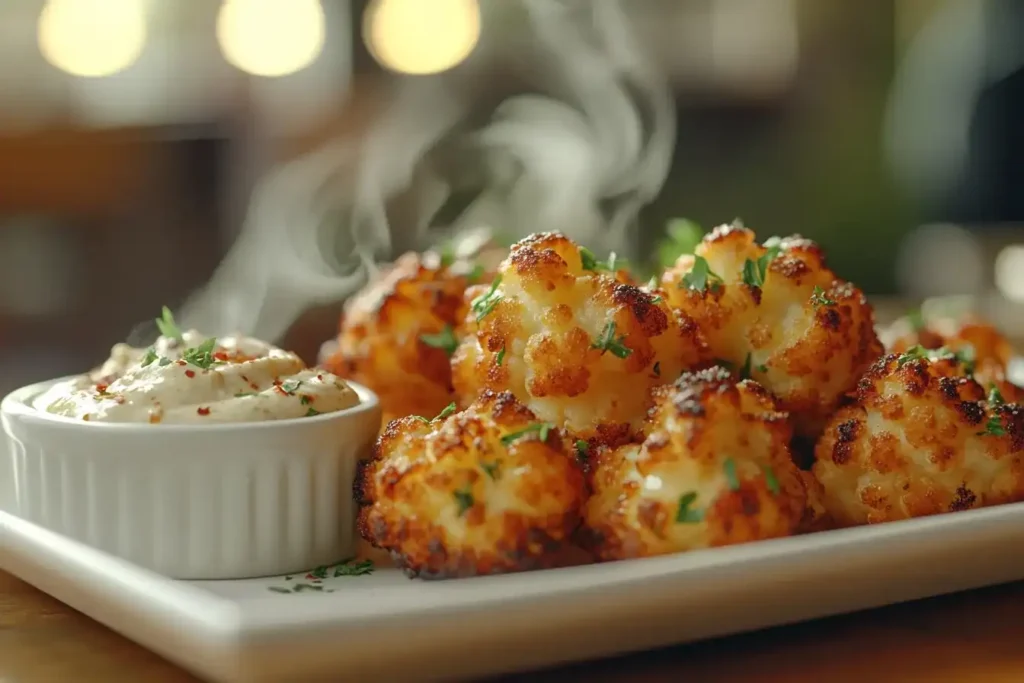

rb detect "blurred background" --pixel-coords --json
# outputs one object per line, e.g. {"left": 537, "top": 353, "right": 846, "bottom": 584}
{"left": 2, "top": 0, "right": 1024, "bottom": 396}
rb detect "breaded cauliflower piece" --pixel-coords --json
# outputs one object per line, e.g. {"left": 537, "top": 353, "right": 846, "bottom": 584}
{"left": 661, "top": 221, "right": 883, "bottom": 438}
{"left": 812, "top": 349, "right": 1024, "bottom": 527}
{"left": 324, "top": 251, "right": 489, "bottom": 423}
{"left": 451, "top": 232, "right": 709, "bottom": 447}
{"left": 581, "top": 367, "right": 808, "bottom": 560}
{"left": 356, "top": 390, "right": 586, "bottom": 578}
{"left": 883, "top": 311, "right": 1022, "bottom": 402}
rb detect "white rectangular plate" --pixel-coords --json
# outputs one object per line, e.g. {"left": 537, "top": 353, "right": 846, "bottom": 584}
{"left": 5, "top": 503, "right": 1024, "bottom": 683}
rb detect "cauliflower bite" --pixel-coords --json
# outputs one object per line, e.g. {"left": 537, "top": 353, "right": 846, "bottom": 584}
{"left": 812, "top": 349, "right": 1024, "bottom": 527}
{"left": 582, "top": 367, "right": 807, "bottom": 560}
{"left": 661, "top": 222, "right": 883, "bottom": 438}
{"left": 324, "top": 251, "right": 489, "bottom": 423}
{"left": 356, "top": 390, "right": 586, "bottom": 578}
{"left": 884, "top": 311, "right": 1022, "bottom": 402}
{"left": 451, "top": 232, "right": 708, "bottom": 447}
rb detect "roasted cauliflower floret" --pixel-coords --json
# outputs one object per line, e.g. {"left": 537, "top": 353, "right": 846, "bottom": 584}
{"left": 581, "top": 367, "right": 807, "bottom": 560}
{"left": 812, "top": 350, "right": 1024, "bottom": 527}
{"left": 451, "top": 232, "right": 709, "bottom": 447}
{"left": 661, "top": 222, "right": 883, "bottom": 438}
{"left": 883, "top": 311, "right": 1022, "bottom": 402}
{"left": 356, "top": 390, "right": 586, "bottom": 578}
{"left": 324, "top": 251, "right": 489, "bottom": 423}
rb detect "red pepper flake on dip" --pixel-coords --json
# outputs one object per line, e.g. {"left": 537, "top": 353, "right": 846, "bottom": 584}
{"left": 39, "top": 307, "right": 361, "bottom": 424}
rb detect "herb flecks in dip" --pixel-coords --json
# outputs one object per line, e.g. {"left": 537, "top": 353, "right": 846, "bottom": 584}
{"left": 41, "top": 315, "right": 360, "bottom": 424}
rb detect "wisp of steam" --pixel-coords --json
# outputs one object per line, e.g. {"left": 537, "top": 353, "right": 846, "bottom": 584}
{"left": 177, "top": 0, "right": 676, "bottom": 344}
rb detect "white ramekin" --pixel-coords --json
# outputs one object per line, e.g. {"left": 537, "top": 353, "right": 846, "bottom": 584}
{"left": 0, "top": 376, "right": 381, "bottom": 580}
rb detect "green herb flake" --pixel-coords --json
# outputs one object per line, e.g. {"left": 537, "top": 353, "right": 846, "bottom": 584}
{"left": 495, "top": 346, "right": 506, "bottom": 366}
{"left": 741, "top": 245, "right": 781, "bottom": 289}
{"left": 182, "top": 338, "right": 218, "bottom": 369}
{"left": 158, "top": 357, "right": 173, "bottom": 367}
{"left": 723, "top": 457, "right": 740, "bottom": 491}
{"left": 299, "top": 395, "right": 312, "bottom": 405}
{"left": 481, "top": 461, "right": 501, "bottom": 480}
{"left": 896, "top": 345, "right": 929, "bottom": 367}
{"left": 334, "top": 558, "right": 374, "bottom": 576}
{"left": 739, "top": 353, "right": 753, "bottom": 380}
{"left": 810, "top": 286, "right": 836, "bottom": 308}
{"left": 653, "top": 361, "right": 661, "bottom": 377}
{"left": 435, "top": 402, "right": 457, "bottom": 420}
{"left": 280, "top": 379, "right": 302, "bottom": 394}
{"left": 591, "top": 321, "right": 632, "bottom": 359}
{"left": 580, "top": 247, "right": 628, "bottom": 273}
{"left": 155, "top": 306, "right": 183, "bottom": 342}
{"left": 989, "top": 384, "right": 1005, "bottom": 407}
{"left": 500, "top": 422, "right": 555, "bottom": 445}
{"left": 756, "top": 363, "right": 768, "bottom": 373}
{"left": 575, "top": 439, "right": 589, "bottom": 462}
{"left": 651, "top": 295, "right": 663, "bottom": 304}
{"left": 675, "top": 492, "right": 703, "bottom": 523}
{"left": 419, "top": 325, "right": 459, "bottom": 357}
{"left": 977, "top": 413, "right": 1007, "bottom": 438}
{"left": 453, "top": 486, "right": 475, "bottom": 516}
{"left": 580, "top": 247, "right": 600, "bottom": 271}
{"left": 438, "top": 245, "right": 455, "bottom": 268}
{"left": 305, "top": 407, "right": 320, "bottom": 417}
{"left": 762, "top": 465, "right": 780, "bottom": 495}
{"left": 681, "top": 256, "right": 723, "bottom": 293}
{"left": 471, "top": 275, "right": 503, "bottom": 322}
{"left": 140, "top": 348, "right": 158, "bottom": 367}
{"left": 235, "top": 391, "right": 257, "bottom": 398}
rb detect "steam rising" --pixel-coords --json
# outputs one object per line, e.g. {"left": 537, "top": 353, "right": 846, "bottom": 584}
{"left": 179, "top": 0, "right": 676, "bottom": 343}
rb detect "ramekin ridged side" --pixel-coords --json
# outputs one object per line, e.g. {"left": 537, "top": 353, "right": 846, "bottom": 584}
{"left": 0, "top": 378, "right": 381, "bottom": 580}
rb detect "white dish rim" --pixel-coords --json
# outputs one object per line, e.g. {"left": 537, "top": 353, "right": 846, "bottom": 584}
{"left": 1, "top": 375, "right": 381, "bottom": 433}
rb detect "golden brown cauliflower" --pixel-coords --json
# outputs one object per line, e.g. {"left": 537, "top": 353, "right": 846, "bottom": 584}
{"left": 581, "top": 367, "right": 808, "bottom": 560}
{"left": 451, "top": 232, "right": 709, "bottom": 448}
{"left": 356, "top": 390, "right": 586, "bottom": 578}
{"left": 812, "top": 349, "right": 1024, "bottom": 527}
{"left": 324, "top": 251, "right": 490, "bottom": 424}
{"left": 884, "top": 311, "right": 1022, "bottom": 402}
{"left": 661, "top": 221, "right": 883, "bottom": 438}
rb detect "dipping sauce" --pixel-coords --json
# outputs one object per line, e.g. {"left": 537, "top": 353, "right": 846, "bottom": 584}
{"left": 40, "top": 329, "right": 360, "bottom": 424}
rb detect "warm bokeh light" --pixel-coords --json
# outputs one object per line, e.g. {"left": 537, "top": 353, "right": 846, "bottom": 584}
{"left": 37, "top": 0, "right": 147, "bottom": 78}
{"left": 216, "top": 0, "right": 326, "bottom": 77}
{"left": 364, "top": 0, "right": 480, "bottom": 75}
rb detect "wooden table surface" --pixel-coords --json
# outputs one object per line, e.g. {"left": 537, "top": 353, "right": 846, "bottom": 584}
{"left": 5, "top": 569, "right": 1024, "bottom": 683}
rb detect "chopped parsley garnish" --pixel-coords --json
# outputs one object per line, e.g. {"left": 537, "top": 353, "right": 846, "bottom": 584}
{"left": 896, "top": 344, "right": 975, "bottom": 374}
{"left": 182, "top": 338, "right": 218, "bottom": 369}
{"left": 580, "top": 247, "right": 628, "bottom": 272}
{"left": 300, "top": 395, "right": 312, "bottom": 405}
{"left": 334, "top": 559, "right": 374, "bottom": 576}
{"left": 438, "top": 245, "right": 455, "bottom": 268}
{"left": 155, "top": 306, "right": 183, "bottom": 342}
{"left": 723, "top": 457, "right": 740, "bottom": 491}
{"left": 896, "top": 345, "right": 929, "bottom": 366}
{"left": 495, "top": 346, "right": 506, "bottom": 366}
{"left": 280, "top": 379, "right": 302, "bottom": 394}
{"left": 305, "top": 407, "right": 320, "bottom": 417}
{"left": 591, "top": 321, "right": 632, "bottom": 359}
{"left": 756, "top": 363, "right": 768, "bottom": 373}
{"left": 810, "top": 286, "right": 836, "bottom": 308}
{"left": 453, "top": 486, "right": 474, "bottom": 515}
{"left": 762, "top": 465, "right": 780, "bottom": 495}
{"left": 141, "top": 348, "right": 158, "bottom": 367}
{"left": 977, "top": 413, "right": 1006, "bottom": 437}
{"left": 419, "top": 325, "right": 459, "bottom": 357}
{"left": 681, "top": 256, "right": 723, "bottom": 293}
{"left": 651, "top": 294, "right": 662, "bottom": 304}
{"left": 481, "top": 461, "right": 501, "bottom": 480}
{"left": 436, "top": 402, "right": 457, "bottom": 420}
{"left": 739, "top": 353, "right": 753, "bottom": 380}
{"left": 740, "top": 245, "right": 781, "bottom": 289}
{"left": 466, "top": 264, "right": 485, "bottom": 283}
{"left": 653, "top": 361, "right": 661, "bottom": 377}
{"left": 675, "top": 492, "right": 703, "bottom": 523}
{"left": 470, "top": 275, "right": 503, "bottom": 322}
{"left": 575, "top": 439, "right": 589, "bottom": 461}
{"left": 501, "top": 422, "right": 554, "bottom": 445}
{"left": 989, "top": 384, "right": 1005, "bottom": 407}
{"left": 580, "top": 247, "right": 599, "bottom": 271}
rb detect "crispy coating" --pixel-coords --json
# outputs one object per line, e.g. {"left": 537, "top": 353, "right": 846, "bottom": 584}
{"left": 581, "top": 367, "right": 808, "bottom": 560}
{"left": 661, "top": 222, "right": 884, "bottom": 438}
{"left": 356, "top": 390, "right": 586, "bottom": 578}
{"left": 884, "top": 312, "right": 1023, "bottom": 402}
{"left": 451, "top": 232, "right": 709, "bottom": 447}
{"left": 324, "top": 251, "right": 489, "bottom": 423}
{"left": 812, "top": 352, "right": 1024, "bottom": 527}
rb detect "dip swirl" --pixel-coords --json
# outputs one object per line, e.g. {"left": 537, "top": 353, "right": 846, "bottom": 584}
{"left": 41, "top": 329, "right": 360, "bottom": 424}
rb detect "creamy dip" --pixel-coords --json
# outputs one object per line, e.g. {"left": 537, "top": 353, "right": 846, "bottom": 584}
{"left": 40, "top": 329, "right": 360, "bottom": 424}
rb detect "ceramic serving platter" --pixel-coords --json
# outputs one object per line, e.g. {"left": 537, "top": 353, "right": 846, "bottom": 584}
{"left": 6, "top": 501, "right": 1024, "bottom": 683}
